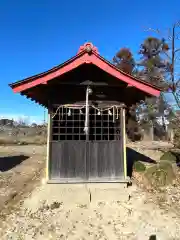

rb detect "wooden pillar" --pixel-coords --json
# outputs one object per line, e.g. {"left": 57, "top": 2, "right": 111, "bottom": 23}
{"left": 121, "top": 107, "right": 127, "bottom": 179}
{"left": 46, "top": 109, "right": 52, "bottom": 181}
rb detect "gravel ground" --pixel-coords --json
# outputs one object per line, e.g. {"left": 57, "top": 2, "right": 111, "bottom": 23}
{"left": 0, "top": 145, "right": 46, "bottom": 155}
{"left": 0, "top": 184, "right": 180, "bottom": 240}
{"left": 0, "top": 143, "right": 179, "bottom": 240}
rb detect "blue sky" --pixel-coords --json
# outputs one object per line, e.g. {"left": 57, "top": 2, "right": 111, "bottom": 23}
{"left": 1, "top": 0, "right": 180, "bottom": 123}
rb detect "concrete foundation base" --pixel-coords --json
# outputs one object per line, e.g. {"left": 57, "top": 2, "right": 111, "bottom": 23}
{"left": 24, "top": 182, "right": 132, "bottom": 212}
{"left": 87, "top": 183, "right": 130, "bottom": 203}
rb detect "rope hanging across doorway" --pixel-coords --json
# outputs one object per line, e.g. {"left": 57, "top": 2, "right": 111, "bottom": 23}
{"left": 51, "top": 104, "right": 122, "bottom": 137}
{"left": 51, "top": 86, "right": 125, "bottom": 136}
{"left": 51, "top": 104, "right": 121, "bottom": 120}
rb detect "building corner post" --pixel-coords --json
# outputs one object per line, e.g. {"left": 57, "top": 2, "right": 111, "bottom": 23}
{"left": 121, "top": 107, "right": 127, "bottom": 180}
{"left": 46, "top": 110, "right": 52, "bottom": 182}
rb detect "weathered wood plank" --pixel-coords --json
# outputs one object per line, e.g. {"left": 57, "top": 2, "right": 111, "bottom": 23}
{"left": 50, "top": 140, "right": 124, "bottom": 182}
{"left": 50, "top": 141, "right": 86, "bottom": 180}
{"left": 87, "top": 141, "right": 124, "bottom": 180}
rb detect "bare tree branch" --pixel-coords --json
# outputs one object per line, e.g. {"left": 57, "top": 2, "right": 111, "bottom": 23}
{"left": 175, "top": 48, "right": 180, "bottom": 54}
{"left": 163, "top": 51, "right": 171, "bottom": 60}
{"left": 144, "top": 22, "right": 180, "bottom": 108}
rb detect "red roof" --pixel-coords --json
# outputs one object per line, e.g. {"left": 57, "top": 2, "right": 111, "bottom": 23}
{"left": 9, "top": 42, "right": 161, "bottom": 96}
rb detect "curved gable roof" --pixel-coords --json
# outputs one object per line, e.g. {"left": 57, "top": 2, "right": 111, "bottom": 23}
{"left": 9, "top": 42, "right": 161, "bottom": 96}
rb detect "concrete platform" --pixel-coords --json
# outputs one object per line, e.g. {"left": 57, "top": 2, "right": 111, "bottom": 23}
{"left": 87, "top": 183, "right": 130, "bottom": 203}
{"left": 24, "top": 182, "right": 132, "bottom": 212}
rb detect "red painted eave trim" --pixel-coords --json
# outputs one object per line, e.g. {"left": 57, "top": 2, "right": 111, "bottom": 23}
{"left": 91, "top": 54, "right": 160, "bottom": 96}
{"left": 11, "top": 50, "right": 161, "bottom": 97}
{"left": 11, "top": 53, "right": 90, "bottom": 93}
{"left": 9, "top": 50, "right": 87, "bottom": 89}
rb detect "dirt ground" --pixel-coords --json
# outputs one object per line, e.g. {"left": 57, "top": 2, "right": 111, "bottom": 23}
{"left": 0, "top": 145, "right": 46, "bottom": 218}
{"left": 0, "top": 143, "right": 180, "bottom": 239}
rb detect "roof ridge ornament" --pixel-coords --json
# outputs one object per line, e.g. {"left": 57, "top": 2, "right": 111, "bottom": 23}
{"left": 78, "top": 42, "right": 99, "bottom": 54}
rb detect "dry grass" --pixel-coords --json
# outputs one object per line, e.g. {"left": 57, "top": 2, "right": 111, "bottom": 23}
{"left": 0, "top": 146, "right": 46, "bottom": 222}
{"left": 0, "top": 136, "right": 46, "bottom": 146}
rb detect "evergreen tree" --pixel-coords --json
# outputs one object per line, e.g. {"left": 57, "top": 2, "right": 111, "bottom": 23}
{"left": 113, "top": 39, "right": 173, "bottom": 140}
{"left": 113, "top": 48, "right": 136, "bottom": 75}
{"left": 138, "top": 37, "right": 169, "bottom": 88}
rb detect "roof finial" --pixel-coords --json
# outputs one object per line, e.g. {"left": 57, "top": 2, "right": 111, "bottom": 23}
{"left": 78, "top": 42, "right": 99, "bottom": 54}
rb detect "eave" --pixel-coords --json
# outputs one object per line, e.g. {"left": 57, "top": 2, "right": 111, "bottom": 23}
{"left": 9, "top": 42, "right": 161, "bottom": 100}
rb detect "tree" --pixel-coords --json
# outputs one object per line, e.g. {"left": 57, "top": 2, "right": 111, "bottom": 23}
{"left": 138, "top": 37, "right": 169, "bottom": 88}
{"left": 17, "top": 116, "right": 29, "bottom": 127}
{"left": 144, "top": 21, "right": 180, "bottom": 108}
{"left": 135, "top": 34, "right": 176, "bottom": 137}
{"left": 113, "top": 36, "right": 175, "bottom": 141}
{"left": 113, "top": 48, "right": 144, "bottom": 140}
{"left": 125, "top": 94, "right": 170, "bottom": 141}
{"left": 31, "top": 122, "right": 38, "bottom": 128}
{"left": 113, "top": 48, "right": 136, "bottom": 74}
{"left": 137, "top": 94, "right": 173, "bottom": 129}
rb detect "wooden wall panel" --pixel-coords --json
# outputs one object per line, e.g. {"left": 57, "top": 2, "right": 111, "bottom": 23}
{"left": 50, "top": 141, "right": 86, "bottom": 180}
{"left": 87, "top": 141, "right": 124, "bottom": 180}
{"left": 50, "top": 140, "right": 124, "bottom": 182}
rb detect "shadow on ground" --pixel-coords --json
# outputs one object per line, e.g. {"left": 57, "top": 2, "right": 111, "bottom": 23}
{"left": 127, "top": 147, "right": 156, "bottom": 177}
{"left": 149, "top": 235, "right": 156, "bottom": 240}
{"left": 170, "top": 152, "right": 180, "bottom": 167}
{"left": 0, "top": 155, "right": 29, "bottom": 172}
